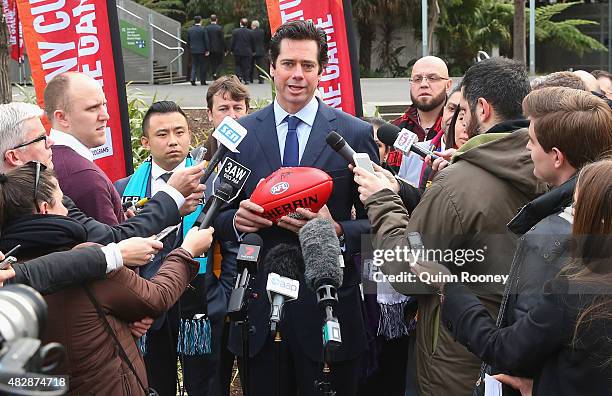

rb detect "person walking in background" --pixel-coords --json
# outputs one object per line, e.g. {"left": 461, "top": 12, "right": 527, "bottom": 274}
{"left": 230, "top": 18, "right": 255, "bottom": 85}
{"left": 187, "top": 15, "right": 210, "bottom": 86}
{"left": 250, "top": 20, "right": 266, "bottom": 84}
{"left": 205, "top": 14, "right": 226, "bottom": 81}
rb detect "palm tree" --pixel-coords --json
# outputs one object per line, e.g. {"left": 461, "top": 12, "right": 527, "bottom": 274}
{"left": 529, "top": 1, "right": 607, "bottom": 56}
{"left": 353, "top": 0, "right": 378, "bottom": 74}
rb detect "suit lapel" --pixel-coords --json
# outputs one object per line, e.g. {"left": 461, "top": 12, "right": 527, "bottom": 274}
{"left": 300, "top": 100, "right": 336, "bottom": 167}
{"left": 252, "top": 105, "right": 282, "bottom": 173}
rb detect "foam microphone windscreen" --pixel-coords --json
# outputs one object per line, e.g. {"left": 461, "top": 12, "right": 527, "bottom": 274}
{"left": 264, "top": 244, "right": 304, "bottom": 281}
{"left": 376, "top": 123, "right": 401, "bottom": 147}
{"left": 299, "top": 218, "right": 343, "bottom": 291}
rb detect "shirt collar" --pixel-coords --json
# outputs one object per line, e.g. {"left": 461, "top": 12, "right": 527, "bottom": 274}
{"left": 150, "top": 157, "right": 187, "bottom": 181}
{"left": 49, "top": 128, "right": 94, "bottom": 161}
{"left": 274, "top": 96, "right": 319, "bottom": 128}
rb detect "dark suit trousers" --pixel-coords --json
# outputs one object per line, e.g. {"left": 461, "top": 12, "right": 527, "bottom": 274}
{"left": 209, "top": 52, "right": 224, "bottom": 79}
{"left": 191, "top": 53, "right": 207, "bottom": 84}
{"left": 237, "top": 321, "right": 362, "bottom": 396}
{"left": 144, "top": 307, "right": 225, "bottom": 396}
{"left": 234, "top": 55, "right": 252, "bottom": 82}
{"left": 251, "top": 55, "right": 265, "bottom": 82}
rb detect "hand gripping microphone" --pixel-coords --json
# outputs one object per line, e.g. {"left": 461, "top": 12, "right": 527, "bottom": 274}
{"left": 299, "top": 218, "right": 343, "bottom": 353}
{"left": 326, "top": 131, "right": 357, "bottom": 166}
{"left": 264, "top": 244, "right": 304, "bottom": 335}
{"left": 227, "top": 233, "right": 264, "bottom": 321}
{"left": 377, "top": 123, "right": 441, "bottom": 161}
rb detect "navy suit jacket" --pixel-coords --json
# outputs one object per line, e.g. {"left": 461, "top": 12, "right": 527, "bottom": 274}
{"left": 205, "top": 23, "right": 225, "bottom": 53}
{"left": 115, "top": 172, "right": 237, "bottom": 323}
{"left": 187, "top": 24, "right": 209, "bottom": 54}
{"left": 231, "top": 26, "right": 255, "bottom": 56}
{"left": 215, "top": 99, "right": 379, "bottom": 362}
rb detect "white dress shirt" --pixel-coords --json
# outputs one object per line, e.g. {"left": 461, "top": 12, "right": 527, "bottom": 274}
{"left": 50, "top": 128, "right": 94, "bottom": 161}
{"left": 273, "top": 96, "right": 318, "bottom": 164}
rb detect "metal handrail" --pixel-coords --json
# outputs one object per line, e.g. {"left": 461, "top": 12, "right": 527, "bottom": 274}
{"left": 151, "top": 23, "right": 186, "bottom": 44}
{"left": 116, "top": 5, "right": 143, "bottom": 20}
{"left": 152, "top": 39, "right": 184, "bottom": 85}
{"left": 116, "top": 2, "right": 185, "bottom": 84}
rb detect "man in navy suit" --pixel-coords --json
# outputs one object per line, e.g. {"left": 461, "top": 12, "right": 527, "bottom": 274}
{"left": 116, "top": 101, "right": 235, "bottom": 396}
{"left": 230, "top": 18, "right": 255, "bottom": 84}
{"left": 215, "top": 20, "right": 378, "bottom": 396}
{"left": 187, "top": 15, "right": 210, "bottom": 86}
{"left": 205, "top": 14, "right": 225, "bottom": 81}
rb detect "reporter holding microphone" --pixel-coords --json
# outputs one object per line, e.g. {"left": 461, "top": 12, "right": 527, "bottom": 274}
{"left": 0, "top": 163, "right": 215, "bottom": 395}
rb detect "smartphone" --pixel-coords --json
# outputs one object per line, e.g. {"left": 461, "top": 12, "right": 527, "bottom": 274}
{"left": 0, "top": 256, "right": 17, "bottom": 270}
{"left": 353, "top": 153, "right": 376, "bottom": 174}
{"left": 0, "top": 244, "right": 20, "bottom": 270}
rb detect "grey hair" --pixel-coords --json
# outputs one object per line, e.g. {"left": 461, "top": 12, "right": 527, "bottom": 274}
{"left": 251, "top": 20, "right": 260, "bottom": 28}
{"left": 0, "top": 102, "right": 44, "bottom": 171}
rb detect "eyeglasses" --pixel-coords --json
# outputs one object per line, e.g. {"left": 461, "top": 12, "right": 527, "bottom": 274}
{"left": 29, "top": 161, "right": 47, "bottom": 214}
{"left": 409, "top": 74, "right": 449, "bottom": 84}
{"left": 12, "top": 134, "right": 48, "bottom": 150}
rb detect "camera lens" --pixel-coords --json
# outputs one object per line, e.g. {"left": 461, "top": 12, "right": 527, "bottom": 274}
{"left": 0, "top": 284, "right": 47, "bottom": 343}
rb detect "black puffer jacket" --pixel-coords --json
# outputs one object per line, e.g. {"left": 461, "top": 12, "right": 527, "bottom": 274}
{"left": 505, "top": 176, "right": 576, "bottom": 328}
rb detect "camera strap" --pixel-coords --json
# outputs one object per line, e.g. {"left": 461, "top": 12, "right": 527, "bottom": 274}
{"left": 83, "top": 285, "right": 157, "bottom": 396}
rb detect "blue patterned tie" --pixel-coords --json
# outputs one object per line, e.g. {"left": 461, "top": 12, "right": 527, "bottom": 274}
{"left": 283, "top": 116, "right": 300, "bottom": 167}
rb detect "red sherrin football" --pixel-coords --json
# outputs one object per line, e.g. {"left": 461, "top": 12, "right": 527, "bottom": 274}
{"left": 250, "top": 167, "right": 334, "bottom": 223}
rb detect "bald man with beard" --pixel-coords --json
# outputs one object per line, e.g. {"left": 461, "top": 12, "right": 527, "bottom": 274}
{"left": 390, "top": 56, "right": 452, "bottom": 186}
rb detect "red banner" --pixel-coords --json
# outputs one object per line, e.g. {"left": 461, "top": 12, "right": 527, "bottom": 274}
{"left": 15, "top": 0, "right": 129, "bottom": 181}
{"left": 2, "top": 0, "right": 23, "bottom": 60}
{"left": 265, "top": 0, "right": 359, "bottom": 115}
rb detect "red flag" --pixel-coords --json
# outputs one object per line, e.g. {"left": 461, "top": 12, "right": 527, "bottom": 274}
{"left": 15, "top": 0, "right": 132, "bottom": 181}
{"left": 265, "top": 0, "right": 362, "bottom": 116}
{"left": 2, "top": 0, "right": 23, "bottom": 60}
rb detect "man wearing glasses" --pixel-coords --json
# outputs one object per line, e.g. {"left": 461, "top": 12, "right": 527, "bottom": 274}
{"left": 0, "top": 101, "right": 205, "bottom": 245}
{"left": 389, "top": 56, "right": 452, "bottom": 186}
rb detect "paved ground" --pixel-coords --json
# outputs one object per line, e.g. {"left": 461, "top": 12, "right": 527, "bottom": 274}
{"left": 12, "top": 77, "right": 462, "bottom": 112}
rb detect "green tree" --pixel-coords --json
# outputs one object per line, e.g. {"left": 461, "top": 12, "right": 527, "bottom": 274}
{"left": 136, "top": 0, "right": 186, "bottom": 22}
{"left": 353, "top": 0, "right": 378, "bottom": 74}
{"left": 528, "top": 1, "right": 607, "bottom": 56}
{"left": 436, "top": 0, "right": 511, "bottom": 74}
{"left": 437, "top": 0, "right": 607, "bottom": 75}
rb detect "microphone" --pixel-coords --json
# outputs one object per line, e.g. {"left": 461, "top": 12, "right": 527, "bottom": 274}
{"left": 264, "top": 244, "right": 303, "bottom": 335}
{"left": 200, "top": 116, "right": 248, "bottom": 185}
{"left": 194, "top": 182, "right": 234, "bottom": 229}
{"left": 227, "top": 233, "right": 264, "bottom": 321}
{"left": 201, "top": 145, "right": 229, "bottom": 185}
{"left": 377, "top": 123, "right": 441, "bottom": 161}
{"left": 326, "top": 131, "right": 356, "bottom": 166}
{"left": 299, "top": 218, "right": 343, "bottom": 352}
{"left": 237, "top": 233, "right": 264, "bottom": 275}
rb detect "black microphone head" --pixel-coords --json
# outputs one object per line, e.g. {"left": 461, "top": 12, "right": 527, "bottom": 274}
{"left": 376, "top": 123, "right": 401, "bottom": 147}
{"left": 242, "top": 233, "right": 263, "bottom": 247}
{"left": 264, "top": 244, "right": 304, "bottom": 280}
{"left": 325, "top": 131, "right": 345, "bottom": 152}
{"left": 299, "top": 218, "right": 343, "bottom": 291}
{"left": 237, "top": 233, "right": 264, "bottom": 273}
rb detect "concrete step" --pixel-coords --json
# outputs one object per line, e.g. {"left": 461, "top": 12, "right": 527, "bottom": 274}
{"left": 154, "top": 76, "right": 187, "bottom": 85}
